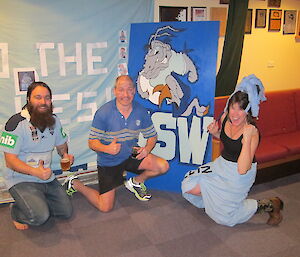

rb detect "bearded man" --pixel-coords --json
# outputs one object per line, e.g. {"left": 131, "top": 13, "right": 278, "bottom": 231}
{"left": 0, "top": 82, "right": 74, "bottom": 230}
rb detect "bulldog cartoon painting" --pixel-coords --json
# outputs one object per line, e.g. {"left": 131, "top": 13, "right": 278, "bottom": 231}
{"left": 128, "top": 21, "right": 219, "bottom": 192}
{"left": 135, "top": 25, "right": 210, "bottom": 117}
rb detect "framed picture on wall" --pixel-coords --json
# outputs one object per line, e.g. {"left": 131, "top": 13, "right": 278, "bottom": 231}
{"left": 268, "top": 9, "right": 282, "bottom": 31}
{"left": 297, "top": 12, "right": 300, "bottom": 39}
{"left": 245, "top": 9, "right": 253, "bottom": 34}
{"left": 119, "top": 30, "right": 127, "bottom": 43}
{"left": 119, "top": 46, "right": 127, "bottom": 59}
{"left": 268, "top": 0, "right": 281, "bottom": 8}
{"left": 13, "top": 68, "right": 39, "bottom": 95}
{"left": 220, "top": 0, "right": 230, "bottom": 4}
{"left": 118, "top": 63, "right": 128, "bottom": 76}
{"left": 283, "top": 10, "right": 297, "bottom": 34}
{"left": 191, "top": 7, "right": 207, "bottom": 21}
{"left": 159, "top": 6, "right": 188, "bottom": 22}
{"left": 255, "top": 9, "right": 267, "bottom": 28}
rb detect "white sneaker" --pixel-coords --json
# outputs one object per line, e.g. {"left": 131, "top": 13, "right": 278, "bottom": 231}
{"left": 124, "top": 178, "right": 151, "bottom": 201}
{"left": 62, "top": 174, "right": 78, "bottom": 196}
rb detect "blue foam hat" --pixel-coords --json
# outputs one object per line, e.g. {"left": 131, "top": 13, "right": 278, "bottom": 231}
{"left": 224, "top": 74, "right": 267, "bottom": 118}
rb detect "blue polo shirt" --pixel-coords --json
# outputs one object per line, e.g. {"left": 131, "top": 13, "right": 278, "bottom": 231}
{"left": 89, "top": 99, "right": 157, "bottom": 166}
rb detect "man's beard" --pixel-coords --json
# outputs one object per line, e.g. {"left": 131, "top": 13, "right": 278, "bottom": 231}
{"left": 27, "top": 102, "right": 55, "bottom": 132}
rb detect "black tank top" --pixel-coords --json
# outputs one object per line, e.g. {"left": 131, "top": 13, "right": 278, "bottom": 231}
{"left": 220, "top": 116, "right": 256, "bottom": 163}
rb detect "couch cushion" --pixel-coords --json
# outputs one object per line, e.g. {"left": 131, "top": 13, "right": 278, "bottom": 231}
{"left": 257, "top": 91, "right": 297, "bottom": 137}
{"left": 294, "top": 90, "right": 300, "bottom": 130}
{"left": 268, "top": 131, "right": 300, "bottom": 155}
{"left": 256, "top": 137, "right": 289, "bottom": 163}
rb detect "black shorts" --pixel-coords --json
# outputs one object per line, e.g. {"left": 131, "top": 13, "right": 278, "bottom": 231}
{"left": 97, "top": 156, "right": 144, "bottom": 194}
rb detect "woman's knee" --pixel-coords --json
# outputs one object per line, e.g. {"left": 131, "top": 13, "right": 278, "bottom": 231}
{"left": 187, "top": 184, "right": 201, "bottom": 196}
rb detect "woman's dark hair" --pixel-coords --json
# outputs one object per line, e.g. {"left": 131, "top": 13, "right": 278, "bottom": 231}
{"left": 227, "top": 91, "right": 255, "bottom": 125}
{"left": 26, "top": 81, "right": 52, "bottom": 99}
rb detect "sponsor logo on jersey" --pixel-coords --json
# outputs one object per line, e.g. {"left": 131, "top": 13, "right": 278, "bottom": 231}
{"left": 0, "top": 132, "right": 18, "bottom": 149}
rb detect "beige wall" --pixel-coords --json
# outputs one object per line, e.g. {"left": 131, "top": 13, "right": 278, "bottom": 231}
{"left": 154, "top": 0, "right": 300, "bottom": 92}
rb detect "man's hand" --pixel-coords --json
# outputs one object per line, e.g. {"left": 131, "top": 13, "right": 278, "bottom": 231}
{"left": 135, "top": 147, "right": 149, "bottom": 160}
{"left": 34, "top": 160, "right": 52, "bottom": 180}
{"left": 63, "top": 153, "right": 74, "bottom": 165}
{"left": 106, "top": 137, "right": 121, "bottom": 155}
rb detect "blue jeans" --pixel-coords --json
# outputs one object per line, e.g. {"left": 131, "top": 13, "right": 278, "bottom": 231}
{"left": 9, "top": 179, "right": 73, "bottom": 226}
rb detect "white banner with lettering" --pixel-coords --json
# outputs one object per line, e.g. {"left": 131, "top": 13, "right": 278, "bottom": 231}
{"left": 0, "top": 0, "right": 153, "bottom": 201}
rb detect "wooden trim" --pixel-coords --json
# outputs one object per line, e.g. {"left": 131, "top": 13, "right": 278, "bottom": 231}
{"left": 212, "top": 138, "right": 221, "bottom": 161}
{"left": 214, "top": 95, "right": 229, "bottom": 100}
{"left": 257, "top": 153, "right": 300, "bottom": 169}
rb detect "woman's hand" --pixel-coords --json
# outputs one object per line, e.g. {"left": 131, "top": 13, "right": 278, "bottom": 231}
{"left": 242, "top": 124, "right": 258, "bottom": 142}
{"left": 207, "top": 120, "right": 219, "bottom": 135}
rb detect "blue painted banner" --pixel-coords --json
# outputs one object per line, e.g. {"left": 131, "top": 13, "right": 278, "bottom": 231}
{"left": 0, "top": 0, "right": 153, "bottom": 199}
{"left": 128, "top": 21, "right": 219, "bottom": 192}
